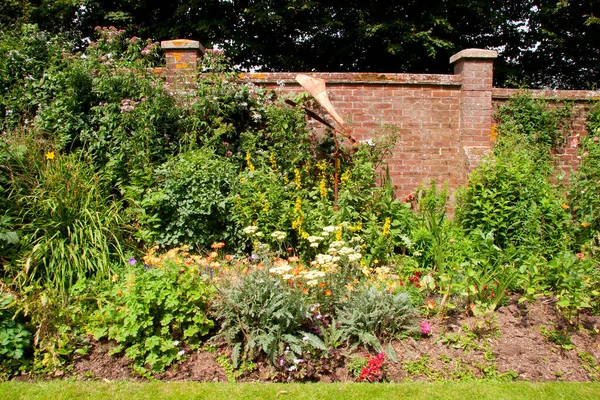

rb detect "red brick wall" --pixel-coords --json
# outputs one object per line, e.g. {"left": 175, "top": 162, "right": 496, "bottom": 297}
{"left": 241, "top": 73, "right": 464, "bottom": 197}
{"left": 161, "top": 41, "right": 600, "bottom": 198}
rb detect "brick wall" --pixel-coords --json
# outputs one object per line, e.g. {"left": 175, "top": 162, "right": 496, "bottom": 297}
{"left": 493, "top": 89, "right": 600, "bottom": 180}
{"left": 161, "top": 41, "right": 600, "bottom": 198}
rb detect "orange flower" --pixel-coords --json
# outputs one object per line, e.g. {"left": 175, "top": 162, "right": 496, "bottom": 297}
{"left": 582, "top": 222, "right": 590, "bottom": 228}
{"left": 209, "top": 251, "right": 218, "bottom": 258}
{"left": 211, "top": 242, "right": 225, "bottom": 249}
{"left": 427, "top": 301, "right": 436, "bottom": 310}
{"left": 325, "top": 289, "right": 332, "bottom": 296}
{"left": 302, "top": 288, "right": 309, "bottom": 294}
{"left": 288, "top": 256, "right": 299, "bottom": 263}
{"left": 561, "top": 203, "right": 569, "bottom": 209}
{"left": 225, "top": 254, "right": 234, "bottom": 261}
{"left": 319, "top": 282, "right": 326, "bottom": 288}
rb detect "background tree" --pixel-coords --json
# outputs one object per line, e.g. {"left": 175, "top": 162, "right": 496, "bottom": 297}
{"left": 3, "top": 0, "right": 600, "bottom": 89}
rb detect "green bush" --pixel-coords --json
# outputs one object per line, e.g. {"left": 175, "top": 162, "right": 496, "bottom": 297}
{"left": 0, "top": 293, "right": 31, "bottom": 376}
{"left": 569, "top": 103, "right": 600, "bottom": 248}
{"left": 90, "top": 262, "right": 215, "bottom": 373}
{"left": 141, "top": 150, "right": 238, "bottom": 248}
{"left": 456, "top": 94, "right": 573, "bottom": 258}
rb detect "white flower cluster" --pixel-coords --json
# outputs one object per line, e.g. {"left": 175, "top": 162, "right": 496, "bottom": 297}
{"left": 312, "top": 238, "right": 362, "bottom": 271}
{"left": 269, "top": 263, "right": 293, "bottom": 275}
{"left": 243, "top": 226, "right": 258, "bottom": 235}
{"left": 269, "top": 258, "right": 326, "bottom": 286}
{"left": 307, "top": 235, "right": 325, "bottom": 248}
{"left": 302, "top": 270, "right": 326, "bottom": 286}
{"left": 321, "top": 225, "right": 337, "bottom": 236}
{"left": 271, "top": 231, "right": 287, "bottom": 241}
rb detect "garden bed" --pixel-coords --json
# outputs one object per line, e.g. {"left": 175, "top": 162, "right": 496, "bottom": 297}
{"left": 58, "top": 296, "right": 599, "bottom": 383}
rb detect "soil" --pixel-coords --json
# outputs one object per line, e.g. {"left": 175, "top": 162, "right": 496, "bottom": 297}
{"left": 58, "top": 296, "right": 600, "bottom": 382}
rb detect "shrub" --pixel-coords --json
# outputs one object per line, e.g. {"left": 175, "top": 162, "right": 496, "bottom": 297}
{"left": 569, "top": 103, "right": 600, "bottom": 248}
{"left": 89, "top": 261, "right": 215, "bottom": 373}
{"left": 456, "top": 94, "right": 573, "bottom": 258}
{"left": 141, "top": 150, "right": 238, "bottom": 248}
{"left": 456, "top": 145, "right": 571, "bottom": 257}
{"left": 0, "top": 293, "right": 31, "bottom": 376}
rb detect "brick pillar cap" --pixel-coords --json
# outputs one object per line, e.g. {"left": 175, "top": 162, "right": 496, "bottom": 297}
{"left": 161, "top": 39, "right": 205, "bottom": 54}
{"left": 449, "top": 48, "right": 498, "bottom": 64}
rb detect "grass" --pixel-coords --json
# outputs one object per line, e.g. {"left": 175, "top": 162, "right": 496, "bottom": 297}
{"left": 2, "top": 381, "right": 600, "bottom": 400}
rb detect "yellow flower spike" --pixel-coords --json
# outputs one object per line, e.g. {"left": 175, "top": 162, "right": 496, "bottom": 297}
{"left": 294, "top": 168, "right": 302, "bottom": 189}
{"left": 336, "top": 225, "right": 343, "bottom": 241}
{"left": 245, "top": 152, "right": 255, "bottom": 172}
{"left": 319, "top": 179, "right": 327, "bottom": 199}
{"left": 270, "top": 152, "right": 278, "bottom": 172}
{"left": 45, "top": 151, "right": 55, "bottom": 160}
{"left": 382, "top": 218, "right": 391, "bottom": 237}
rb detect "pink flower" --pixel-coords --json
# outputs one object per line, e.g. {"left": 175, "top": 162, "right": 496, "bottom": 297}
{"left": 421, "top": 321, "right": 431, "bottom": 335}
{"left": 593, "top": 136, "right": 599, "bottom": 142}
{"left": 571, "top": 137, "right": 579, "bottom": 148}
{"left": 576, "top": 253, "right": 585, "bottom": 260}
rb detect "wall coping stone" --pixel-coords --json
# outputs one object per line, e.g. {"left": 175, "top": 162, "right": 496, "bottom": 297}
{"left": 161, "top": 39, "right": 205, "bottom": 54}
{"left": 450, "top": 48, "right": 498, "bottom": 64}
{"left": 239, "top": 72, "right": 461, "bottom": 86}
{"left": 493, "top": 88, "right": 600, "bottom": 101}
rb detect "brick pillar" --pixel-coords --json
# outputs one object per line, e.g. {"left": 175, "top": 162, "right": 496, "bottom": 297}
{"left": 160, "top": 40, "right": 205, "bottom": 90}
{"left": 450, "top": 48, "right": 498, "bottom": 172}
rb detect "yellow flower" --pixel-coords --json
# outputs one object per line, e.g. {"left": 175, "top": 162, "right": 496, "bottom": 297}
{"left": 294, "top": 168, "right": 302, "bottom": 189}
{"left": 269, "top": 152, "right": 278, "bottom": 171}
{"left": 582, "top": 222, "right": 590, "bottom": 228}
{"left": 382, "top": 218, "right": 391, "bottom": 237}
{"left": 45, "top": 151, "right": 55, "bottom": 160}
{"left": 245, "top": 152, "right": 255, "bottom": 172}
{"left": 319, "top": 179, "right": 327, "bottom": 199}
{"left": 341, "top": 170, "right": 352, "bottom": 186}
{"left": 335, "top": 225, "right": 343, "bottom": 241}
{"left": 561, "top": 203, "right": 569, "bottom": 209}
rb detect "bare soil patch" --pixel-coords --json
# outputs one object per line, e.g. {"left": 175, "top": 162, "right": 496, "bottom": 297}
{"left": 66, "top": 297, "right": 599, "bottom": 383}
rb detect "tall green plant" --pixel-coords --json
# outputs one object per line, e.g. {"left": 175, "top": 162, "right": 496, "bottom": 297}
{"left": 569, "top": 102, "right": 600, "bottom": 250}
{"left": 456, "top": 94, "right": 573, "bottom": 257}
{"left": 14, "top": 152, "right": 127, "bottom": 295}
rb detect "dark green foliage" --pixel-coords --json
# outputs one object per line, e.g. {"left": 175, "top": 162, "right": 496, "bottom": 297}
{"left": 90, "top": 263, "right": 215, "bottom": 373}
{"left": 0, "top": 294, "right": 31, "bottom": 375}
{"left": 141, "top": 150, "right": 237, "bottom": 248}
{"left": 8, "top": 2, "right": 600, "bottom": 88}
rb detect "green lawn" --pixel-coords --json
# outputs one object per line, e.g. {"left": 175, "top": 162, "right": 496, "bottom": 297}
{"left": 2, "top": 382, "right": 600, "bottom": 400}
